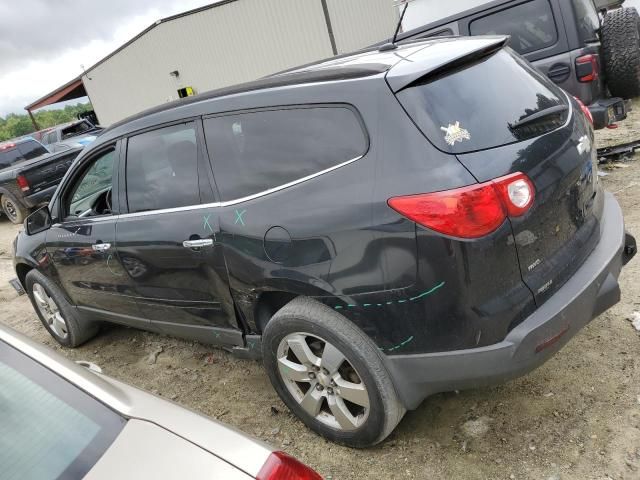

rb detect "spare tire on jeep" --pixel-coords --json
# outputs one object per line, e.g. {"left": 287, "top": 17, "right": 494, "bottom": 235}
{"left": 602, "top": 7, "right": 640, "bottom": 99}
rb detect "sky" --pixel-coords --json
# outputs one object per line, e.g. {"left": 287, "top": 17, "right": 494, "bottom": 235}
{"left": 3, "top": 0, "right": 640, "bottom": 117}
{"left": 0, "top": 0, "right": 215, "bottom": 117}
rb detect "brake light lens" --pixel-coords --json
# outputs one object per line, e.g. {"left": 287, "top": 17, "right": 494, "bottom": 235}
{"left": 0, "top": 142, "right": 15, "bottom": 151}
{"left": 256, "top": 451, "right": 323, "bottom": 480}
{"left": 573, "top": 96, "right": 594, "bottom": 126}
{"left": 388, "top": 172, "right": 535, "bottom": 239}
{"left": 576, "top": 54, "right": 599, "bottom": 83}
{"left": 16, "top": 175, "right": 30, "bottom": 192}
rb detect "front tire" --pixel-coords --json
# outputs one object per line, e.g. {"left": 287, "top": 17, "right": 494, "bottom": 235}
{"left": 262, "top": 297, "right": 405, "bottom": 448}
{"left": 1, "top": 193, "right": 28, "bottom": 224}
{"left": 25, "top": 270, "right": 99, "bottom": 347}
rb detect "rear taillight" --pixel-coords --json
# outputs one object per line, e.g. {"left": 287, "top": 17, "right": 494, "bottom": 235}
{"left": 573, "top": 96, "right": 594, "bottom": 126}
{"left": 576, "top": 54, "right": 599, "bottom": 83}
{"left": 387, "top": 172, "right": 535, "bottom": 239}
{"left": 16, "top": 175, "right": 30, "bottom": 192}
{"left": 256, "top": 451, "right": 323, "bottom": 480}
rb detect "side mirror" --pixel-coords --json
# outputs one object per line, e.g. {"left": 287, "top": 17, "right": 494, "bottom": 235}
{"left": 25, "top": 206, "right": 52, "bottom": 235}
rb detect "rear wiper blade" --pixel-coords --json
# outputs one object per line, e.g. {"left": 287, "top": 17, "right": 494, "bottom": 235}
{"left": 510, "top": 104, "right": 569, "bottom": 129}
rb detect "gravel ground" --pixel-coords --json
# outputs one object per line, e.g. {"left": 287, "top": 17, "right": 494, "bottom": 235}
{"left": 1, "top": 105, "right": 640, "bottom": 479}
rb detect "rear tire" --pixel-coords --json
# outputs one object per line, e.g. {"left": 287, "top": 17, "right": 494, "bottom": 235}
{"left": 602, "top": 7, "right": 640, "bottom": 99}
{"left": 25, "top": 270, "right": 100, "bottom": 347}
{"left": 1, "top": 193, "right": 28, "bottom": 224}
{"left": 262, "top": 297, "right": 405, "bottom": 448}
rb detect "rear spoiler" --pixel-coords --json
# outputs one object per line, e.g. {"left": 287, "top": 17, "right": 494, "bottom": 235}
{"left": 385, "top": 36, "right": 509, "bottom": 92}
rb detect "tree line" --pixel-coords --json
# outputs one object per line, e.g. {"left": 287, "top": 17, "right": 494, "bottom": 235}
{"left": 0, "top": 103, "right": 92, "bottom": 142}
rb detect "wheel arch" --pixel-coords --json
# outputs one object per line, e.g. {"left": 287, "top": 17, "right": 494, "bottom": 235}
{"left": 15, "top": 262, "right": 34, "bottom": 289}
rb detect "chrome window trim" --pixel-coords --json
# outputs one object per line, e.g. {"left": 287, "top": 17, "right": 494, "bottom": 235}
{"left": 116, "top": 153, "right": 364, "bottom": 219}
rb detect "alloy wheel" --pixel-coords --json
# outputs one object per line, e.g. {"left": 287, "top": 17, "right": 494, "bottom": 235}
{"left": 276, "top": 332, "right": 370, "bottom": 431}
{"left": 3, "top": 199, "right": 17, "bottom": 222}
{"left": 32, "top": 283, "right": 68, "bottom": 339}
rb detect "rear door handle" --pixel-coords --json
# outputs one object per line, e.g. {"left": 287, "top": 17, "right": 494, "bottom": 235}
{"left": 92, "top": 243, "right": 111, "bottom": 252}
{"left": 183, "top": 239, "right": 214, "bottom": 248}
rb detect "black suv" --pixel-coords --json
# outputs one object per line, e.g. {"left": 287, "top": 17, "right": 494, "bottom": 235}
{"left": 14, "top": 36, "right": 636, "bottom": 447}
{"left": 395, "top": 0, "right": 640, "bottom": 130}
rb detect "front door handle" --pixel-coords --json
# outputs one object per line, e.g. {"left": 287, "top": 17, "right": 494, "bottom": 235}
{"left": 183, "top": 239, "right": 214, "bottom": 249}
{"left": 92, "top": 243, "right": 111, "bottom": 252}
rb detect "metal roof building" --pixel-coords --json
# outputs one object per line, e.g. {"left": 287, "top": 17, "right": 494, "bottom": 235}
{"left": 29, "top": 0, "right": 398, "bottom": 126}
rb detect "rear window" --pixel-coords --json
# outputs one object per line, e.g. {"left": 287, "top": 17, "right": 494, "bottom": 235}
{"left": 0, "top": 140, "right": 47, "bottom": 169}
{"left": 0, "top": 147, "right": 23, "bottom": 169}
{"left": 396, "top": 48, "right": 569, "bottom": 154}
{"left": 0, "top": 340, "right": 124, "bottom": 479}
{"left": 17, "top": 139, "right": 49, "bottom": 160}
{"left": 204, "top": 107, "right": 367, "bottom": 201}
{"left": 469, "top": 0, "right": 558, "bottom": 55}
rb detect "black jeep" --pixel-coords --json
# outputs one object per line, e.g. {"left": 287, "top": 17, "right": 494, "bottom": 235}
{"left": 397, "top": 0, "right": 640, "bottom": 130}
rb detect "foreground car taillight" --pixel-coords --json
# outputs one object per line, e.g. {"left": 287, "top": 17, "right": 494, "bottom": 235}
{"left": 16, "top": 174, "right": 30, "bottom": 192}
{"left": 573, "top": 96, "right": 594, "bottom": 126}
{"left": 387, "top": 172, "right": 535, "bottom": 239}
{"left": 256, "top": 451, "right": 323, "bottom": 480}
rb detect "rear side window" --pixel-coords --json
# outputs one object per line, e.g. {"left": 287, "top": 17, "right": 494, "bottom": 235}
{"left": 572, "top": 0, "right": 600, "bottom": 43}
{"left": 43, "top": 131, "right": 57, "bottom": 145}
{"left": 397, "top": 48, "right": 568, "bottom": 154}
{"left": 204, "top": 107, "right": 367, "bottom": 201}
{"left": 470, "top": 0, "right": 558, "bottom": 55}
{"left": 126, "top": 123, "right": 200, "bottom": 213}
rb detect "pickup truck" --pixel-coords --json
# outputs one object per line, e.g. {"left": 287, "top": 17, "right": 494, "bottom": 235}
{"left": 0, "top": 138, "right": 81, "bottom": 224}
{"left": 40, "top": 118, "right": 101, "bottom": 153}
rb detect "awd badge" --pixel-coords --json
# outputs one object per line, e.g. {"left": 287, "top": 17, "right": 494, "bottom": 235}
{"left": 441, "top": 121, "right": 471, "bottom": 146}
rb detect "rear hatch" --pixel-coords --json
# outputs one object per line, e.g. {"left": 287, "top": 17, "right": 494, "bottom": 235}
{"left": 393, "top": 45, "right": 602, "bottom": 305}
{"left": 21, "top": 148, "right": 80, "bottom": 194}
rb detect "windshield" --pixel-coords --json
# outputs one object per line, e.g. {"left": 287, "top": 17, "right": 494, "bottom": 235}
{"left": 0, "top": 340, "right": 124, "bottom": 479}
{"left": 396, "top": 48, "right": 569, "bottom": 154}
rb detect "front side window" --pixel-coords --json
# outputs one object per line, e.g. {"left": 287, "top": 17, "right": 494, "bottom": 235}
{"left": 204, "top": 107, "right": 367, "bottom": 201}
{"left": 0, "top": 340, "right": 124, "bottom": 480}
{"left": 470, "top": 0, "right": 558, "bottom": 55}
{"left": 67, "top": 149, "right": 115, "bottom": 217}
{"left": 126, "top": 123, "right": 200, "bottom": 213}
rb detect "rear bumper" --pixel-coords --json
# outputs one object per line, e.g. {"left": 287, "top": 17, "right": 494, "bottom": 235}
{"left": 384, "top": 192, "right": 635, "bottom": 409}
{"left": 588, "top": 97, "right": 627, "bottom": 130}
{"left": 22, "top": 185, "right": 57, "bottom": 208}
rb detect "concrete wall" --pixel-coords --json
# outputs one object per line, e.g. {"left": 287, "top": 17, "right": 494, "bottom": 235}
{"left": 84, "top": 0, "right": 397, "bottom": 126}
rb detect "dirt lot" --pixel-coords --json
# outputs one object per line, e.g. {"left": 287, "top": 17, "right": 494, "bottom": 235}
{"left": 1, "top": 108, "right": 640, "bottom": 480}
